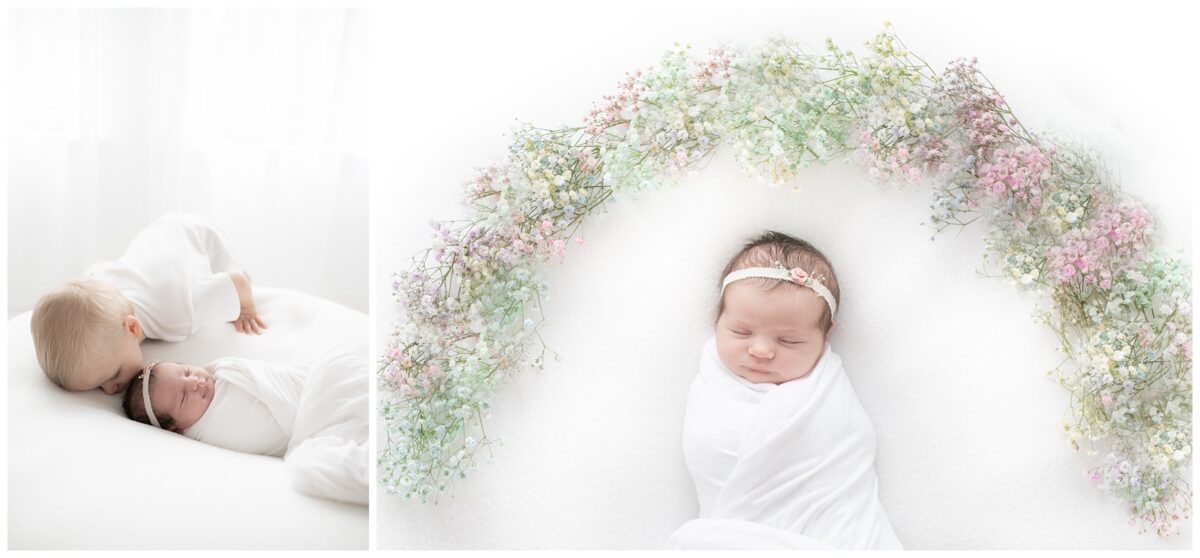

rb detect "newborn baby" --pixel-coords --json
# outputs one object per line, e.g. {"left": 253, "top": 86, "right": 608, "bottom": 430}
{"left": 120, "top": 361, "right": 216, "bottom": 432}
{"left": 122, "top": 350, "right": 368, "bottom": 504}
{"left": 669, "top": 231, "right": 902, "bottom": 550}
{"left": 123, "top": 359, "right": 300, "bottom": 457}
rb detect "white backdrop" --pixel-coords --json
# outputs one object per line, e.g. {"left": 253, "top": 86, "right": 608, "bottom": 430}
{"left": 8, "top": 8, "right": 368, "bottom": 315}
{"left": 374, "top": 0, "right": 1194, "bottom": 549}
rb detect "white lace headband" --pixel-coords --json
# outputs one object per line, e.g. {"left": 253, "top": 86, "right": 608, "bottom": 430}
{"left": 139, "top": 360, "right": 161, "bottom": 429}
{"left": 721, "top": 263, "right": 838, "bottom": 316}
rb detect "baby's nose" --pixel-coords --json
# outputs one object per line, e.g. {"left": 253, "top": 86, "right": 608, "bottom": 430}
{"left": 749, "top": 342, "right": 773, "bottom": 359}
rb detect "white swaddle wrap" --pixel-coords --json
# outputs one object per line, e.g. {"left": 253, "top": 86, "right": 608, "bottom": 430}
{"left": 669, "top": 336, "right": 902, "bottom": 550}
{"left": 185, "top": 358, "right": 304, "bottom": 457}
{"left": 182, "top": 349, "right": 368, "bottom": 505}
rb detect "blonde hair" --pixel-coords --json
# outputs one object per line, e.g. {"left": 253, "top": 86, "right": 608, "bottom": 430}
{"left": 717, "top": 231, "right": 841, "bottom": 333}
{"left": 30, "top": 279, "right": 134, "bottom": 388}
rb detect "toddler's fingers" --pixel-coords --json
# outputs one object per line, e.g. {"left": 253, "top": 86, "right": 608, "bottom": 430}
{"left": 234, "top": 320, "right": 244, "bottom": 333}
{"left": 255, "top": 316, "right": 268, "bottom": 330}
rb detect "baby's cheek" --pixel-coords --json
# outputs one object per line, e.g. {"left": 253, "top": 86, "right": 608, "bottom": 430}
{"left": 714, "top": 336, "right": 740, "bottom": 370}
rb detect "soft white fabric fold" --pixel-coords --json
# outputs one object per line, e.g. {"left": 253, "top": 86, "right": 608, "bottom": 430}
{"left": 669, "top": 336, "right": 902, "bottom": 550}
{"left": 286, "top": 348, "right": 369, "bottom": 505}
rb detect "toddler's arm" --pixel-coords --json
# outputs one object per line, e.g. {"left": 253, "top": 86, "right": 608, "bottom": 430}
{"left": 228, "top": 271, "right": 268, "bottom": 335}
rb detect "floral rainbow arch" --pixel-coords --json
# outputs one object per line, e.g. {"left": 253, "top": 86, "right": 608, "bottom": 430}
{"left": 380, "top": 24, "right": 1192, "bottom": 536}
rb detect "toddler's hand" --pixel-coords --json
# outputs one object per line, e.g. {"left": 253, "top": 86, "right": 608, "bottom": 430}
{"left": 228, "top": 270, "right": 268, "bottom": 335}
{"left": 233, "top": 305, "right": 268, "bottom": 335}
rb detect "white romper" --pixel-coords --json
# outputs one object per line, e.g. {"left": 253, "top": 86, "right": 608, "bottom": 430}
{"left": 85, "top": 213, "right": 245, "bottom": 341}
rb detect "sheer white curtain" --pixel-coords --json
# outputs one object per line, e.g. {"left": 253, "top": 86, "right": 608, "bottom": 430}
{"left": 8, "top": 8, "right": 367, "bottom": 316}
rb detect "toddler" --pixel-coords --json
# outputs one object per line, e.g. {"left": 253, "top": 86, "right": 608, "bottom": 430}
{"left": 123, "top": 351, "right": 369, "bottom": 505}
{"left": 30, "top": 213, "right": 266, "bottom": 394}
{"left": 669, "top": 231, "right": 902, "bottom": 550}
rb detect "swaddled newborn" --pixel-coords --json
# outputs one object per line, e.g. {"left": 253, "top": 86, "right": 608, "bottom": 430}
{"left": 122, "top": 350, "right": 369, "bottom": 505}
{"left": 670, "top": 231, "right": 902, "bottom": 550}
{"left": 122, "top": 359, "right": 302, "bottom": 457}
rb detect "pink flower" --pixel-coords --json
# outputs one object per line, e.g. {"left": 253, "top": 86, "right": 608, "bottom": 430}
{"left": 1046, "top": 201, "right": 1154, "bottom": 286}
{"left": 671, "top": 148, "right": 689, "bottom": 169}
{"left": 789, "top": 267, "right": 809, "bottom": 284}
{"left": 971, "top": 146, "right": 1049, "bottom": 209}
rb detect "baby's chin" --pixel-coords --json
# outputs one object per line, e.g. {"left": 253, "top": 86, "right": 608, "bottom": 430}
{"left": 737, "top": 371, "right": 784, "bottom": 385}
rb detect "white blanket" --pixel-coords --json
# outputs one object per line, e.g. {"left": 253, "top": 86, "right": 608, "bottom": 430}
{"left": 183, "top": 348, "right": 368, "bottom": 505}
{"left": 669, "top": 336, "right": 903, "bottom": 550}
{"left": 287, "top": 348, "right": 370, "bottom": 506}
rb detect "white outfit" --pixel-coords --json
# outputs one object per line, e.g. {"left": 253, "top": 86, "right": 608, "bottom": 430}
{"left": 183, "top": 349, "right": 369, "bottom": 505}
{"left": 85, "top": 213, "right": 244, "bottom": 341}
{"left": 186, "top": 358, "right": 304, "bottom": 458}
{"left": 669, "top": 336, "right": 903, "bottom": 550}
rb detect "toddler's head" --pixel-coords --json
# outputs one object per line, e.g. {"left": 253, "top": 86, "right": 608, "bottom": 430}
{"left": 714, "top": 231, "right": 841, "bottom": 385}
{"left": 123, "top": 361, "right": 215, "bottom": 433}
{"left": 30, "top": 279, "right": 145, "bottom": 394}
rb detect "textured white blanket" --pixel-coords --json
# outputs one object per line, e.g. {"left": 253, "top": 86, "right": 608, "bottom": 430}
{"left": 287, "top": 348, "right": 370, "bottom": 505}
{"left": 669, "top": 336, "right": 903, "bottom": 550}
{"left": 184, "top": 348, "right": 368, "bottom": 505}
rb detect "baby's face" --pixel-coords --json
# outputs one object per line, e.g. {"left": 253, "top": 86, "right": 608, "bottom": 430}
{"left": 149, "top": 362, "right": 215, "bottom": 432}
{"left": 716, "top": 281, "right": 828, "bottom": 384}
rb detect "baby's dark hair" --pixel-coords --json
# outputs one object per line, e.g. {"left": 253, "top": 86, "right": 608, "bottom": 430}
{"left": 123, "top": 368, "right": 176, "bottom": 431}
{"left": 716, "top": 230, "right": 841, "bottom": 333}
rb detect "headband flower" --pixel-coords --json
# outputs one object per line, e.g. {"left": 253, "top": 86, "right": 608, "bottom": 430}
{"left": 789, "top": 267, "right": 809, "bottom": 285}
